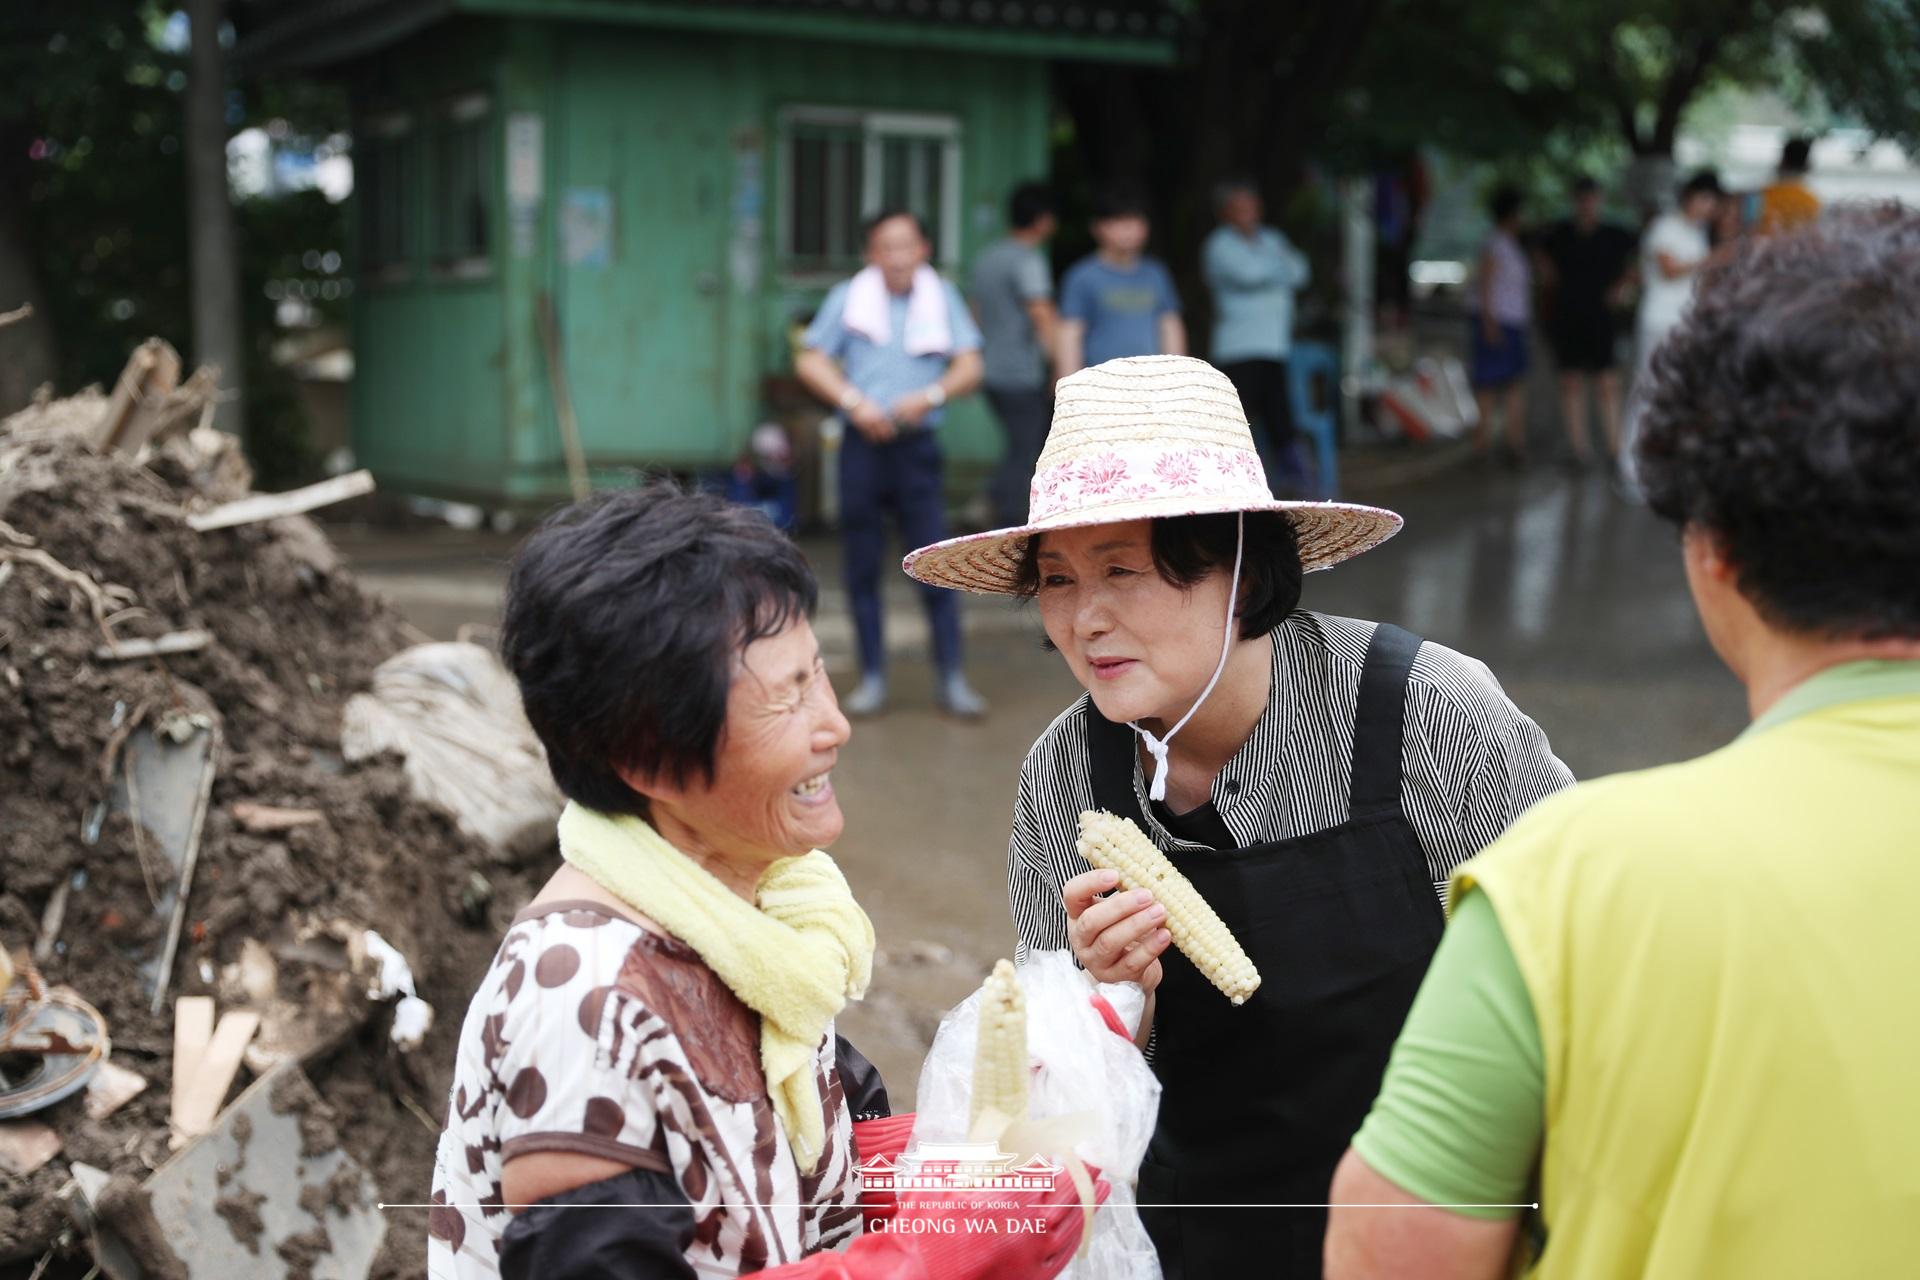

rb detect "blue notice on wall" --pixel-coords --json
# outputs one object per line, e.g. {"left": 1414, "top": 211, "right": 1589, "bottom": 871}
{"left": 561, "top": 187, "right": 614, "bottom": 268}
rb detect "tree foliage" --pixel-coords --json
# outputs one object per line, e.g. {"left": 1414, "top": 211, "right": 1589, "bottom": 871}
{"left": 1335, "top": 0, "right": 1920, "bottom": 166}
{"left": 2, "top": 4, "right": 192, "bottom": 393}
{"left": 1050, "top": 0, "right": 1391, "bottom": 344}
{"left": 1794, "top": 0, "right": 1920, "bottom": 146}
{"left": 0, "top": 2, "right": 346, "bottom": 481}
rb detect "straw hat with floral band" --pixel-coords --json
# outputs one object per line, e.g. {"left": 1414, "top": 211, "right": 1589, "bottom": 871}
{"left": 904, "top": 353, "right": 1403, "bottom": 801}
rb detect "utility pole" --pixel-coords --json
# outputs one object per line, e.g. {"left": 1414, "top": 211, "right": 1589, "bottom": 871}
{"left": 186, "top": 0, "right": 246, "bottom": 438}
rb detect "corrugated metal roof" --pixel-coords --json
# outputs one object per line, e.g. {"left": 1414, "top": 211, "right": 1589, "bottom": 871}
{"left": 659, "top": 0, "right": 1180, "bottom": 39}
{"left": 237, "top": 0, "right": 1181, "bottom": 72}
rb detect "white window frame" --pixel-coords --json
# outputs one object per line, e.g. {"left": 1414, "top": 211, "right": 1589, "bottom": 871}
{"left": 431, "top": 91, "right": 495, "bottom": 280}
{"left": 777, "top": 106, "right": 963, "bottom": 274}
{"left": 358, "top": 110, "right": 417, "bottom": 286}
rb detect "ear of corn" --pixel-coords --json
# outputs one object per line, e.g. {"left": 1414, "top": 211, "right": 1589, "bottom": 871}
{"left": 970, "top": 958, "right": 1029, "bottom": 1129}
{"left": 1076, "top": 809, "right": 1262, "bottom": 1006}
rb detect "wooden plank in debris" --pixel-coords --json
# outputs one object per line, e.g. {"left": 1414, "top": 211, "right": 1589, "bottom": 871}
{"left": 230, "top": 801, "right": 324, "bottom": 833}
{"left": 171, "top": 1009, "right": 260, "bottom": 1140}
{"left": 169, "top": 996, "right": 215, "bottom": 1132}
{"left": 95, "top": 339, "right": 183, "bottom": 454}
{"left": 0, "top": 1119, "right": 62, "bottom": 1176}
{"left": 33, "top": 877, "right": 69, "bottom": 963}
{"left": 93, "top": 629, "right": 212, "bottom": 662}
{"left": 186, "top": 469, "right": 374, "bottom": 532}
{"left": 536, "top": 292, "right": 591, "bottom": 501}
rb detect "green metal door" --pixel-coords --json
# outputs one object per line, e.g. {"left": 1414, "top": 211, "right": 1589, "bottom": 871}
{"left": 556, "top": 35, "right": 731, "bottom": 467}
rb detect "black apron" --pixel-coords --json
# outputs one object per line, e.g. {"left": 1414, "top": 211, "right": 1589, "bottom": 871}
{"left": 1090, "top": 624, "right": 1445, "bottom": 1278}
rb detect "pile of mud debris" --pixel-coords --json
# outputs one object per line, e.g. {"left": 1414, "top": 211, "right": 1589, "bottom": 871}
{"left": 0, "top": 365, "right": 552, "bottom": 1279}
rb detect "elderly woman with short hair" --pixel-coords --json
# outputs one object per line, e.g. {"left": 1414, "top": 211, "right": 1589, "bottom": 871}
{"left": 429, "top": 483, "right": 1093, "bottom": 1279}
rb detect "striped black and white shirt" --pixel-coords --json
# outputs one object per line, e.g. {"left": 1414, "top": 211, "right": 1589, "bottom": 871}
{"left": 1009, "top": 610, "right": 1574, "bottom": 962}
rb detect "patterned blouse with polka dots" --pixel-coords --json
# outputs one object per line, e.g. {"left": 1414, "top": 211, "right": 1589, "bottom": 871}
{"left": 427, "top": 899, "right": 866, "bottom": 1278}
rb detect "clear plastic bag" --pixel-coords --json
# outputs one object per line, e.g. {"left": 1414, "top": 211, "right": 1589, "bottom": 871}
{"left": 913, "top": 950, "right": 1163, "bottom": 1280}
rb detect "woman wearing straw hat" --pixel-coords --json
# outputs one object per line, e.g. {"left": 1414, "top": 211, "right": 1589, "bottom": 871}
{"left": 903, "top": 355, "right": 1572, "bottom": 1278}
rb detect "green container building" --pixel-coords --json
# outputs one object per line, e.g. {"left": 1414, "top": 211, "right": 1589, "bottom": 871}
{"left": 241, "top": 0, "right": 1173, "bottom": 507}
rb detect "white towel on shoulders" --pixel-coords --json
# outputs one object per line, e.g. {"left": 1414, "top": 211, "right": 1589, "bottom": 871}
{"left": 842, "top": 264, "right": 953, "bottom": 356}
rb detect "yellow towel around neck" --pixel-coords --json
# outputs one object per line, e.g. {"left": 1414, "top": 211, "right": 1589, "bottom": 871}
{"left": 556, "top": 803, "right": 874, "bottom": 1174}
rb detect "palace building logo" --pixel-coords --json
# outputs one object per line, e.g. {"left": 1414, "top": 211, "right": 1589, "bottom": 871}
{"left": 855, "top": 1140, "right": 1063, "bottom": 1194}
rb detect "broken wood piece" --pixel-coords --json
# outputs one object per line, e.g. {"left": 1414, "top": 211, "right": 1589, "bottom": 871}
{"left": 0, "top": 1119, "right": 62, "bottom": 1176}
{"left": 170, "top": 1009, "right": 259, "bottom": 1140}
{"left": 536, "top": 292, "right": 591, "bottom": 500}
{"left": 95, "top": 339, "right": 183, "bottom": 455}
{"left": 93, "top": 629, "right": 212, "bottom": 662}
{"left": 85, "top": 1059, "right": 150, "bottom": 1120}
{"left": 170, "top": 996, "right": 214, "bottom": 1131}
{"left": 32, "top": 877, "right": 68, "bottom": 964}
{"left": 186, "top": 469, "right": 374, "bottom": 532}
{"left": 230, "top": 801, "right": 324, "bottom": 833}
{"left": 146, "top": 1063, "right": 386, "bottom": 1279}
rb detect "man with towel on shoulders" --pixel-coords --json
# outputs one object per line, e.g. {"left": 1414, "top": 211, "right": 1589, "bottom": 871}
{"left": 798, "top": 209, "right": 989, "bottom": 720}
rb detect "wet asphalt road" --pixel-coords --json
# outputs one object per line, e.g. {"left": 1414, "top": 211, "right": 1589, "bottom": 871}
{"left": 336, "top": 459, "right": 1750, "bottom": 1105}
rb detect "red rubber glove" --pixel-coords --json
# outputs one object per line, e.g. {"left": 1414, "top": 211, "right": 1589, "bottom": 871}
{"left": 1087, "top": 992, "right": 1132, "bottom": 1040}
{"left": 760, "top": 1168, "right": 1109, "bottom": 1280}
{"left": 852, "top": 1113, "right": 917, "bottom": 1161}
{"left": 851, "top": 1113, "right": 918, "bottom": 1229}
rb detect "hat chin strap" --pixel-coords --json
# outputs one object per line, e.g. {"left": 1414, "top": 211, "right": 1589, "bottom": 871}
{"left": 1132, "top": 511, "right": 1245, "bottom": 804}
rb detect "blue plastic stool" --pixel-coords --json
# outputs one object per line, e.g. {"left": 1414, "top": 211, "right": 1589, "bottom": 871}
{"left": 1288, "top": 341, "right": 1340, "bottom": 499}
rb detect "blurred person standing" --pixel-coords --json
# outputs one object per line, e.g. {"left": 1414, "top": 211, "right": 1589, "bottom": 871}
{"left": 1536, "top": 177, "right": 1636, "bottom": 469}
{"left": 1203, "top": 178, "right": 1313, "bottom": 494}
{"left": 796, "top": 210, "right": 987, "bottom": 719}
{"left": 1055, "top": 186, "right": 1185, "bottom": 379}
{"left": 1328, "top": 205, "right": 1920, "bottom": 1280}
{"left": 1469, "top": 185, "right": 1532, "bottom": 468}
{"left": 1621, "top": 171, "right": 1721, "bottom": 493}
{"left": 971, "top": 181, "right": 1059, "bottom": 527}
{"left": 1757, "top": 136, "right": 1821, "bottom": 234}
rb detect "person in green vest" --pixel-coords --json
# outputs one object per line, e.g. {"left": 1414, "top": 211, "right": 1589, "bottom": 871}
{"left": 1325, "top": 206, "right": 1920, "bottom": 1279}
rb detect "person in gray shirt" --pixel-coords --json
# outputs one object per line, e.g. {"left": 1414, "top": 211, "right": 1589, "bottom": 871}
{"left": 970, "top": 182, "right": 1058, "bottom": 526}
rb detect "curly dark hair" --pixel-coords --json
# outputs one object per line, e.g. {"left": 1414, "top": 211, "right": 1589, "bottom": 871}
{"left": 1012, "top": 511, "right": 1304, "bottom": 641}
{"left": 1635, "top": 204, "right": 1920, "bottom": 639}
{"left": 499, "top": 480, "right": 817, "bottom": 818}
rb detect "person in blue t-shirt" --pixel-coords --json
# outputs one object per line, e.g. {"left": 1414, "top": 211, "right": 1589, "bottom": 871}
{"left": 1055, "top": 187, "right": 1185, "bottom": 379}
{"left": 795, "top": 209, "right": 987, "bottom": 720}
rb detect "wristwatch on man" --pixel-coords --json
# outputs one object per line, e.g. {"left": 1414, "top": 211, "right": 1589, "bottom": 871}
{"left": 924, "top": 383, "right": 947, "bottom": 408}
{"left": 837, "top": 384, "right": 865, "bottom": 413}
